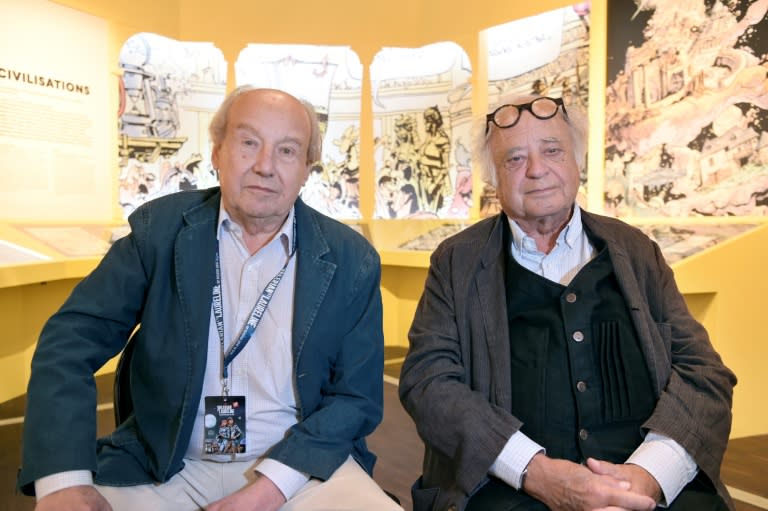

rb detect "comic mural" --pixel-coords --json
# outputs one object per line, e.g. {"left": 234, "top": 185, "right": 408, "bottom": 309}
{"left": 605, "top": 0, "right": 768, "bottom": 217}
{"left": 236, "top": 44, "right": 363, "bottom": 219}
{"left": 481, "top": 3, "right": 591, "bottom": 217}
{"left": 117, "top": 33, "right": 227, "bottom": 217}
{"left": 371, "top": 42, "right": 473, "bottom": 219}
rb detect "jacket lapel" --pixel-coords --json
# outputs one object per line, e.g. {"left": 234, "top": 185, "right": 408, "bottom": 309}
{"left": 174, "top": 192, "right": 220, "bottom": 359}
{"left": 291, "top": 199, "right": 334, "bottom": 357}
{"left": 475, "top": 215, "right": 513, "bottom": 408}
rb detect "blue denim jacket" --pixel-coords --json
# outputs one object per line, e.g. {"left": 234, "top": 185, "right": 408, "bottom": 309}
{"left": 19, "top": 189, "right": 383, "bottom": 493}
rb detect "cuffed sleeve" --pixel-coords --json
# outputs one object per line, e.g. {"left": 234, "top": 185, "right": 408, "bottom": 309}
{"left": 626, "top": 431, "right": 698, "bottom": 506}
{"left": 489, "top": 432, "right": 545, "bottom": 490}
{"left": 256, "top": 458, "right": 310, "bottom": 500}
{"left": 34, "top": 470, "right": 94, "bottom": 500}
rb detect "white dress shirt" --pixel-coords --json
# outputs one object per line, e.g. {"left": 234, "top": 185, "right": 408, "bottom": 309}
{"left": 489, "top": 204, "right": 698, "bottom": 505}
{"left": 183, "top": 205, "right": 308, "bottom": 499}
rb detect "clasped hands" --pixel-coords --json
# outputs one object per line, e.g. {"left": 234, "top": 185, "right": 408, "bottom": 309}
{"left": 523, "top": 453, "right": 661, "bottom": 511}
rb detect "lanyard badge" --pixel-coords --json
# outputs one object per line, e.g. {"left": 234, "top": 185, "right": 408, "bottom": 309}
{"left": 204, "top": 216, "right": 296, "bottom": 459}
{"left": 203, "top": 395, "right": 246, "bottom": 460}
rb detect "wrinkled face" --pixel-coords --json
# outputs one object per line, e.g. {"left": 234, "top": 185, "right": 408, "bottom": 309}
{"left": 212, "top": 89, "right": 311, "bottom": 229}
{"left": 489, "top": 111, "right": 580, "bottom": 227}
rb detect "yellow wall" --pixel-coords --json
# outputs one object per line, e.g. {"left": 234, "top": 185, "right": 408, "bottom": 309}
{"left": 0, "top": 255, "right": 121, "bottom": 401}
{"left": 0, "top": 279, "right": 82, "bottom": 400}
{"left": 0, "top": 0, "right": 760, "bottom": 440}
{"left": 671, "top": 224, "right": 768, "bottom": 438}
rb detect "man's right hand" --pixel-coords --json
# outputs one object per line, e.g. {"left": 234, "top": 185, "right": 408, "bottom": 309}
{"left": 207, "top": 473, "right": 287, "bottom": 511}
{"left": 35, "top": 485, "right": 112, "bottom": 511}
{"left": 522, "top": 453, "right": 656, "bottom": 511}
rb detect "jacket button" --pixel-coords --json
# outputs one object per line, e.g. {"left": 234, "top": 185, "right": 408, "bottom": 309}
{"left": 576, "top": 380, "right": 587, "bottom": 392}
{"left": 572, "top": 331, "right": 584, "bottom": 342}
{"left": 566, "top": 292, "right": 577, "bottom": 303}
{"left": 448, "top": 506, "right": 458, "bottom": 511}
{"left": 579, "top": 428, "right": 589, "bottom": 440}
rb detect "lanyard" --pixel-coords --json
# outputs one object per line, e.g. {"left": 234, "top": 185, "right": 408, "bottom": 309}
{"left": 212, "top": 216, "right": 296, "bottom": 395}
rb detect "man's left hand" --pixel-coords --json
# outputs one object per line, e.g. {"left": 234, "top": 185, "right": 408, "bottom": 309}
{"left": 206, "top": 474, "right": 287, "bottom": 511}
{"left": 586, "top": 458, "right": 662, "bottom": 504}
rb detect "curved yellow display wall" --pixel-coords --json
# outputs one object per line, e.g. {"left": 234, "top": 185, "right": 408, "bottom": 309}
{"left": 0, "top": 0, "right": 764, "bottom": 440}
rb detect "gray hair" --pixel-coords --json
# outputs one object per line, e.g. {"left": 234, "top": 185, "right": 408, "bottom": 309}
{"left": 208, "top": 85, "right": 323, "bottom": 164}
{"left": 472, "top": 94, "right": 587, "bottom": 188}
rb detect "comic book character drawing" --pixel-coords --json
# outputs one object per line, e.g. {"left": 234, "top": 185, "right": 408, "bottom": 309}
{"left": 416, "top": 106, "right": 451, "bottom": 213}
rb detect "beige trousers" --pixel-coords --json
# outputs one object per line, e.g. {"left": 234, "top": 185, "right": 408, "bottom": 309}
{"left": 95, "top": 456, "right": 403, "bottom": 511}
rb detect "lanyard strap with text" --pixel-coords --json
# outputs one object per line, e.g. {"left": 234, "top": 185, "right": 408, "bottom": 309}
{"left": 212, "top": 216, "right": 296, "bottom": 395}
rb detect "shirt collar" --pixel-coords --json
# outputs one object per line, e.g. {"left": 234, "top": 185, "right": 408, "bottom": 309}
{"left": 507, "top": 203, "right": 583, "bottom": 252}
{"left": 217, "top": 202, "right": 295, "bottom": 256}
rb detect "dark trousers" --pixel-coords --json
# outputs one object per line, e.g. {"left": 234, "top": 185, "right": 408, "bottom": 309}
{"left": 465, "top": 476, "right": 728, "bottom": 511}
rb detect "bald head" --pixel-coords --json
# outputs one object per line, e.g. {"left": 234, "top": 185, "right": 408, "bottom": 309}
{"left": 209, "top": 86, "right": 322, "bottom": 164}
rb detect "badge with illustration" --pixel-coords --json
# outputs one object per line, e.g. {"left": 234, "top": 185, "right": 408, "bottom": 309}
{"left": 203, "top": 395, "right": 246, "bottom": 458}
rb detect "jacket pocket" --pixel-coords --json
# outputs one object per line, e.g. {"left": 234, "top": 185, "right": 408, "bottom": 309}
{"left": 411, "top": 476, "right": 440, "bottom": 511}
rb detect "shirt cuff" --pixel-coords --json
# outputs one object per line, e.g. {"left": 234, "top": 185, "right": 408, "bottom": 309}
{"left": 34, "top": 470, "right": 94, "bottom": 500}
{"left": 489, "top": 431, "right": 545, "bottom": 490}
{"left": 626, "top": 431, "right": 698, "bottom": 506}
{"left": 255, "top": 458, "right": 310, "bottom": 501}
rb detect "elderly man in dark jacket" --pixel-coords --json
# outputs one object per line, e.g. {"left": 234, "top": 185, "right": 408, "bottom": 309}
{"left": 400, "top": 95, "right": 736, "bottom": 511}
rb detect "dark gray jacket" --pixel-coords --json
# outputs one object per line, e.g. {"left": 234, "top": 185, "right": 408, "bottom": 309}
{"left": 399, "top": 210, "right": 736, "bottom": 511}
